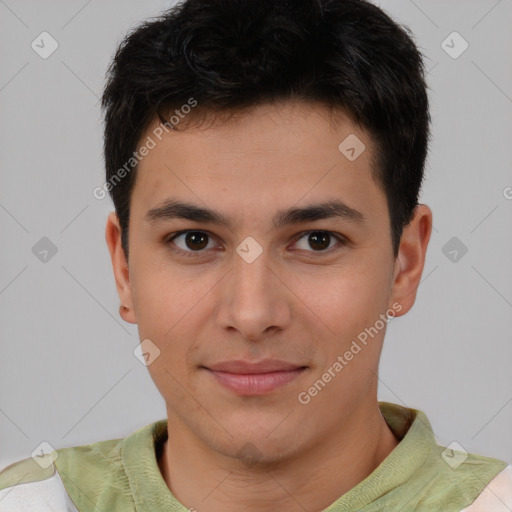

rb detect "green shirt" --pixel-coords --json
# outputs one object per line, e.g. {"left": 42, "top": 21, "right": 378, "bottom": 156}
{"left": 0, "top": 402, "right": 510, "bottom": 511}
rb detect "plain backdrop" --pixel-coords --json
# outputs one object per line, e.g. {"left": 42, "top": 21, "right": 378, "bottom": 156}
{"left": 0, "top": 0, "right": 511, "bottom": 469}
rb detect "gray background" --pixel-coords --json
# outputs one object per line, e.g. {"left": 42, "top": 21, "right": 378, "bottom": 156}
{"left": 0, "top": 0, "right": 511, "bottom": 469}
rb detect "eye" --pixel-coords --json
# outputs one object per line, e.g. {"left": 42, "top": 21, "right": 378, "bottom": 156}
{"left": 164, "top": 229, "right": 347, "bottom": 258}
{"left": 292, "top": 231, "right": 346, "bottom": 254}
{"left": 164, "top": 230, "right": 218, "bottom": 256}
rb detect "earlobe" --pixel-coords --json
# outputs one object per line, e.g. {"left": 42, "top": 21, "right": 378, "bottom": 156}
{"left": 390, "top": 204, "right": 433, "bottom": 316}
{"left": 119, "top": 304, "right": 134, "bottom": 323}
{"left": 105, "top": 212, "right": 137, "bottom": 324}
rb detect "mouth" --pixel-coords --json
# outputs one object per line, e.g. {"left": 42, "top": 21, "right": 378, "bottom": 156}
{"left": 202, "top": 360, "right": 308, "bottom": 395}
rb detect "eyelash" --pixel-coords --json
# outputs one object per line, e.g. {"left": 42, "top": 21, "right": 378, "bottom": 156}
{"left": 163, "top": 230, "right": 348, "bottom": 258}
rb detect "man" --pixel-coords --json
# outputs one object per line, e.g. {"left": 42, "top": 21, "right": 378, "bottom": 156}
{"left": 1, "top": 0, "right": 510, "bottom": 510}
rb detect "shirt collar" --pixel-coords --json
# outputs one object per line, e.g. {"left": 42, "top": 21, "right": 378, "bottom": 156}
{"left": 120, "top": 402, "right": 435, "bottom": 511}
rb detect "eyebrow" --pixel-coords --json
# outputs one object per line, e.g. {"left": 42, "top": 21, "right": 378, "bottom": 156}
{"left": 145, "top": 198, "right": 366, "bottom": 229}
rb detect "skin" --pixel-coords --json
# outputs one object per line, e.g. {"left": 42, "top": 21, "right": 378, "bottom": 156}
{"left": 106, "top": 100, "right": 432, "bottom": 512}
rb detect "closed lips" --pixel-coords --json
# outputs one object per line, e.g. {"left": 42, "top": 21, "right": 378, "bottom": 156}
{"left": 204, "top": 360, "right": 307, "bottom": 374}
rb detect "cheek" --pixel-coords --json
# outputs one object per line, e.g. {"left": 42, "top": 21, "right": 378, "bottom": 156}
{"left": 297, "top": 268, "right": 392, "bottom": 388}
{"left": 130, "top": 262, "right": 223, "bottom": 387}
{"left": 300, "top": 270, "right": 388, "bottom": 401}
{"left": 130, "top": 251, "right": 211, "bottom": 334}
{"left": 296, "top": 265, "right": 388, "bottom": 333}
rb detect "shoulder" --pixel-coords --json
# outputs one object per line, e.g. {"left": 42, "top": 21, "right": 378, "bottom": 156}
{"left": 0, "top": 455, "right": 78, "bottom": 511}
{"left": 374, "top": 439, "right": 511, "bottom": 510}
{"left": 0, "top": 437, "right": 124, "bottom": 512}
{"left": 459, "top": 464, "right": 512, "bottom": 511}
{"left": 420, "top": 443, "right": 511, "bottom": 510}
{"left": 0, "top": 421, "right": 166, "bottom": 512}
{"left": 380, "top": 402, "right": 512, "bottom": 510}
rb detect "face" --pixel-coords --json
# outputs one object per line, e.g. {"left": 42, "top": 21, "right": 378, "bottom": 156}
{"left": 107, "top": 101, "right": 428, "bottom": 464}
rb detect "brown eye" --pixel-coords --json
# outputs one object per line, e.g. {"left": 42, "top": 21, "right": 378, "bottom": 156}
{"left": 294, "top": 231, "right": 346, "bottom": 254}
{"left": 165, "top": 230, "right": 216, "bottom": 255}
{"left": 183, "top": 231, "right": 209, "bottom": 250}
{"left": 307, "top": 232, "right": 331, "bottom": 251}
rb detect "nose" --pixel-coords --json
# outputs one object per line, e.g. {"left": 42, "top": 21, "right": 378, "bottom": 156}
{"left": 215, "top": 245, "right": 292, "bottom": 342}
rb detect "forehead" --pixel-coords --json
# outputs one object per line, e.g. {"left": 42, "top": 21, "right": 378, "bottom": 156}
{"left": 131, "top": 101, "right": 386, "bottom": 226}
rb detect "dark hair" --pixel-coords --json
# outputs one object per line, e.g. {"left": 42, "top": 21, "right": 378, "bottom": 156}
{"left": 101, "top": 0, "right": 430, "bottom": 259}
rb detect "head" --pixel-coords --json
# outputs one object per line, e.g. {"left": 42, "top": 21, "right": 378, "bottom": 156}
{"left": 104, "top": 0, "right": 432, "bottom": 465}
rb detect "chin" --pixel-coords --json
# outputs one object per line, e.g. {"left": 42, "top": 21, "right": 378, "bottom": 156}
{"left": 210, "top": 426, "right": 303, "bottom": 468}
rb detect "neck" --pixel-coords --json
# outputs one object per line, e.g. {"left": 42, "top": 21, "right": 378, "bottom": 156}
{"left": 158, "top": 401, "right": 399, "bottom": 512}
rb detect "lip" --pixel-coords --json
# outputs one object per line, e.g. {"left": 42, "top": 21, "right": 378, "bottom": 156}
{"left": 206, "top": 359, "right": 305, "bottom": 374}
{"left": 203, "top": 360, "right": 307, "bottom": 395}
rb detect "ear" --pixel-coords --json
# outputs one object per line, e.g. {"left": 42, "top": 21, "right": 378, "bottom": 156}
{"left": 389, "top": 204, "right": 432, "bottom": 316}
{"left": 105, "top": 212, "right": 136, "bottom": 324}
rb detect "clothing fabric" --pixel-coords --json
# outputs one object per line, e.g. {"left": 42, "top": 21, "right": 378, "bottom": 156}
{"left": 0, "top": 402, "right": 510, "bottom": 511}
